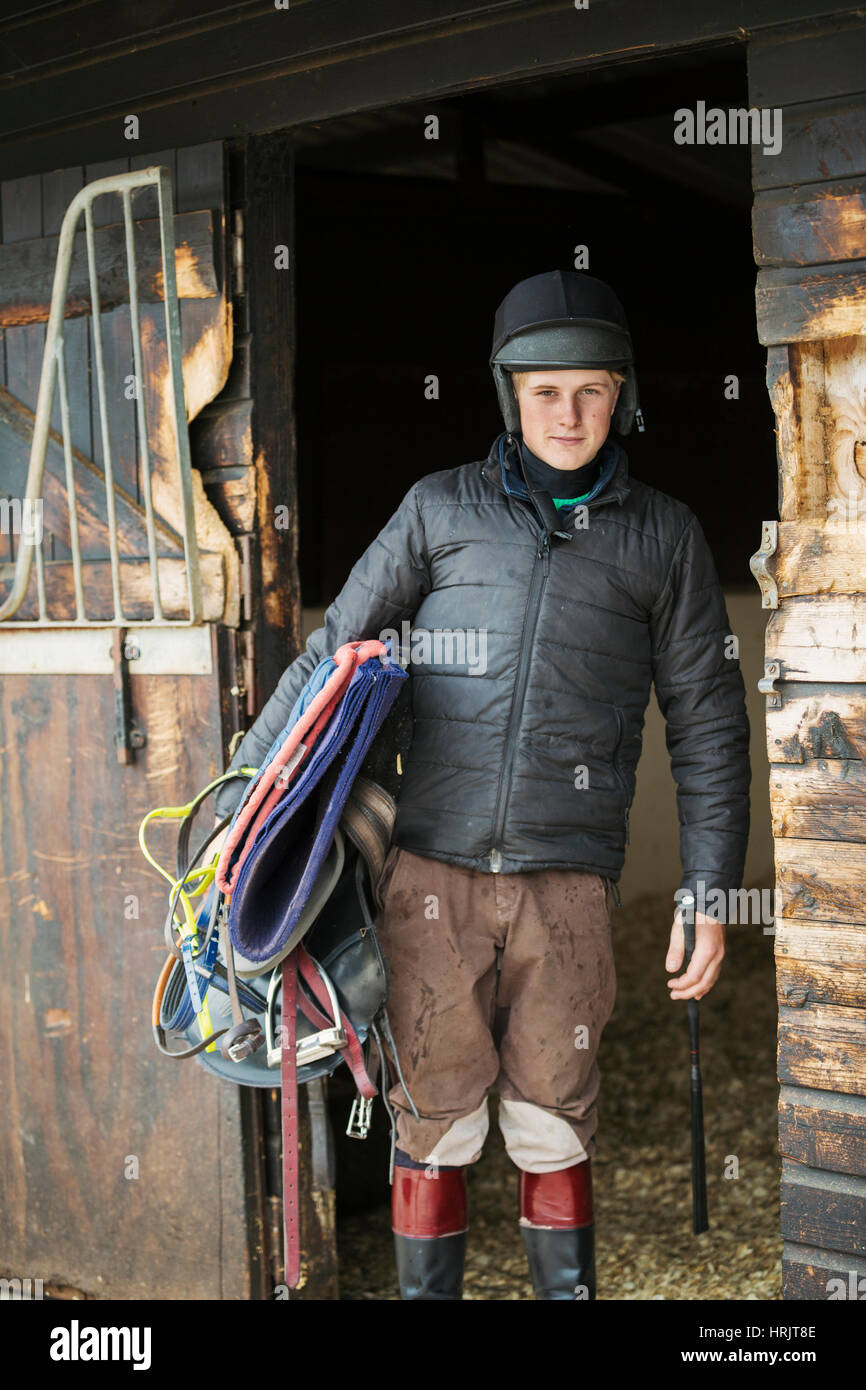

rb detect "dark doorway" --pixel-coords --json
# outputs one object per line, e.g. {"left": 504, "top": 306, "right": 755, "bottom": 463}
{"left": 294, "top": 45, "right": 776, "bottom": 608}
{"left": 292, "top": 44, "right": 779, "bottom": 1299}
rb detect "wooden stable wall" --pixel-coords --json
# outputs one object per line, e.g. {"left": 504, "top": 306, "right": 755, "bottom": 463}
{"left": 749, "top": 17, "right": 866, "bottom": 1299}
{"left": 0, "top": 1, "right": 856, "bottom": 183}
{"left": 2, "top": 0, "right": 865, "bottom": 1305}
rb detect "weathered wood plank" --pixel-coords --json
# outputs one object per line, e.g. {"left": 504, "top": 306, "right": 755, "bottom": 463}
{"left": 765, "top": 595, "right": 866, "bottom": 683}
{"left": 769, "top": 759, "right": 866, "bottom": 842}
{"left": 778, "top": 1001, "right": 866, "bottom": 1095}
{"left": 755, "top": 259, "right": 866, "bottom": 345}
{"left": 780, "top": 1158, "right": 866, "bottom": 1256}
{"left": 1, "top": 170, "right": 47, "bottom": 544}
{"left": 765, "top": 344, "right": 821, "bottom": 523}
{"left": 777, "top": 917, "right": 866, "bottom": 960}
{"left": 751, "top": 95, "right": 866, "bottom": 191}
{"left": 199, "top": 467, "right": 258, "bottom": 535}
{"left": 782, "top": 1240, "right": 866, "bottom": 1299}
{"left": 0, "top": 553, "right": 226, "bottom": 623}
{"left": 749, "top": 19, "right": 866, "bottom": 109}
{"left": 176, "top": 144, "right": 231, "bottom": 432}
{"left": 753, "top": 178, "right": 866, "bottom": 268}
{"left": 770, "top": 522, "right": 866, "bottom": 600}
{"left": 764, "top": 337, "right": 866, "bottom": 523}
{"left": 777, "top": 952, "right": 866, "bottom": 1010}
{"left": 779, "top": 1086, "right": 866, "bottom": 1177}
{"left": 0, "top": 384, "right": 185, "bottom": 558}
{"left": 0, "top": 211, "right": 219, "bottom": 328}
{"left": 775, "top": 837, "right": 866, "bottom": 924}
{"left": 245, "top": 128, "right": 300, "bottom": 659}
{"left": 766, "top": 688, "right": 866, "bottom": 763}
{"left": 192, "top": 398, "right": 254, "bottom": 469}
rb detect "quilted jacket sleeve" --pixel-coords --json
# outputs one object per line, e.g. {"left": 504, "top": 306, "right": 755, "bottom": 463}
{"left": 649, "top": 511, "right": 751, "bottom": 924}
{"left": 214, "top": 482, "right": 431, "bottom": 820}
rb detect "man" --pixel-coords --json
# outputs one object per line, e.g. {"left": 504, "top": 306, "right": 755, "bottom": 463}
{"left": 214, "top": 270, "right": 751, "bottom": 1300}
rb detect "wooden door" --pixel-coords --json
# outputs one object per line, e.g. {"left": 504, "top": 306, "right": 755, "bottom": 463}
{"left": 0, "top": 146, "right": 270, "bottom": 1299}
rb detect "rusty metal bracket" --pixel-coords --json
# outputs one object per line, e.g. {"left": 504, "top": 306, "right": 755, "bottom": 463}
{"left": 758, "top": 658, "right": 784, "bottom": 709}
{"left": 112, "top": 627, "right": 147, "bottom": 764}
{"left": 749, "top": 520, "right": 779, "bottom": 609}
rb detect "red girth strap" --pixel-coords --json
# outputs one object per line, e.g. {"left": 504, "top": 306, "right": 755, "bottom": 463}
{"left": 281, "top": 954, "right": 299, "bottom": 1288}
{"left": 295, "top": 946, "right": 376, "bottom": 1099}
{"left": 281, "top": 945, "right": 378, "bottom": 1289}
{"left": 392, "top": 1167, "right": 468, "bottom": 1238}
{"left": 519, "top": 1160, "right": 594, "bottom": 1230}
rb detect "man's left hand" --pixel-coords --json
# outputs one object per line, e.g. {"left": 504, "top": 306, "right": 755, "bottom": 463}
{"left": 665, "top": 908, "right": 725, "bottom": 1001}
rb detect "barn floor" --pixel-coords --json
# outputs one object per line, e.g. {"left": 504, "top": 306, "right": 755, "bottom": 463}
{"left": 336, "top": 880, "right": 782, "bottom": 1300}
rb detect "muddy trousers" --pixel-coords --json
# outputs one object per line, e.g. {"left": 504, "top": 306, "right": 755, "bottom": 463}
{"left": 377, "top": 846, "right": 617, "bottom": 1299}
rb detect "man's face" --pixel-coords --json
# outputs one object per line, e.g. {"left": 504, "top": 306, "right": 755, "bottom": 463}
{"left": 514, "top": 368, "right": 621, "bottom": 470}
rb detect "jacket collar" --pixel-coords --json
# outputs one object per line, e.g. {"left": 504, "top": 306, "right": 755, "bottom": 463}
{"left": 481, "top": 431, "right": 631, "bottom": 513}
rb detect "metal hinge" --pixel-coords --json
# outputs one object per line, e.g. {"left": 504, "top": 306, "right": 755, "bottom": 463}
{"left": 238, "top": 533, "right": 254, "bottom": 623}
{"left": 749, "top": 521, "right": 779, "bottom": 609}
{"left": 111, "top": 627, "right": 147, "bottom": 764}
{"left": 228, "top": 535, "right": 256, "bottom": 722}
{"left": 232, "top": 206, "right": 245, "bottom": 295}
{"left": 758, "top": 658, "right": 784, "bottom": 709}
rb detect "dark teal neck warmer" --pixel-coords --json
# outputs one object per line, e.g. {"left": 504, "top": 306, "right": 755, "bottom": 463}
{"left": 517, "top": 435, "right": 602, "bottom": 509}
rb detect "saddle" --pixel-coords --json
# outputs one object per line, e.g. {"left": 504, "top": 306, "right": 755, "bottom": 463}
{"left": 142, "top": 639, "right": 418, "bottom": 1291}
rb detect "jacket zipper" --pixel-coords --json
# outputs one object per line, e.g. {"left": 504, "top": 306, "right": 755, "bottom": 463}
{"left": 484, "top": 440, "right": 623, "bottom": 874}
{"left": 488, "top": 532, "right": 551, "bottom": 871}
{"left": 613, "top": 706, "right": 630, "bottom": 846}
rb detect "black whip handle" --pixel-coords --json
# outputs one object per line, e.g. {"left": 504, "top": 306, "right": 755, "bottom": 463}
{"left": 682, "top": 898, "right": 709, "bottom": 1235}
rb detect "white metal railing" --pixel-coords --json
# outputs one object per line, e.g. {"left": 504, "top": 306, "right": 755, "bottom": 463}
{"left": 0, "top": 166, "right": 203, "bottom": 626}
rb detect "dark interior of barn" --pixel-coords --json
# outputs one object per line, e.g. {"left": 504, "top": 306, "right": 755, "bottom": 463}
{"left": 289, "top": 45, "right": 780, "bottom": 1299}
{"left": 293, "top": 46, "right": 777, "bottom": 604}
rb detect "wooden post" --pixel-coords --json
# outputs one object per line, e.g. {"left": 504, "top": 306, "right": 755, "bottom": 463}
{"left": 750, "top": 18, "right": 866, "bottom": 1299}
{"left": 230, "top": 127, "right": 339, "bottom": 1299}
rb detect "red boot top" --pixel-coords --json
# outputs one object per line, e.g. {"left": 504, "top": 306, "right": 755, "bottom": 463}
{"left": 519, "top": 1159, "right": 593, "bottom": 1230}
{"left": 392, "top": 1166, "right": 468, "bottom": 1238}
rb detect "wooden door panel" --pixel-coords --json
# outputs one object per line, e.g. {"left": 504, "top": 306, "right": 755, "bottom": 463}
{"left": 0, "top": 655, "right": 253, "bottom": 1297}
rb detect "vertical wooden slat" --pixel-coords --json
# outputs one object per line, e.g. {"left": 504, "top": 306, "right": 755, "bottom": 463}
{"left": 1, "top": 173, "right": 45, "bottom": 584}
{"left": 1, "top": 175, "right": 44, "bottom": 411}
{"left": 242, "top": 128, "right": 338, "bottom": 1298}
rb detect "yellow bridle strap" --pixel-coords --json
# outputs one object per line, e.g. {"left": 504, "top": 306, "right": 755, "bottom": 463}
{"left": 138, "top": 767, "right": 257, "bottom": 930}
{"left": 138, "top": 767, "right": 257, "bottom": 1048}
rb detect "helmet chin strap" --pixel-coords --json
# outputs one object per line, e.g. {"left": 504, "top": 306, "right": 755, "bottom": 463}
{"left": 504, "top": 432, "right": 574, "bottom": 544}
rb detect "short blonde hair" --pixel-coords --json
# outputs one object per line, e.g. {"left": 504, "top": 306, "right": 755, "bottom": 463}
{"left": 512, "top": 368, "right": 625, "bottom": 394}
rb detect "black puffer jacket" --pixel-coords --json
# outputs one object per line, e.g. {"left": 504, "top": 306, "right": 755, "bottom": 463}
{"left": 216, "top": 430, "right": 751, "bottom": 914}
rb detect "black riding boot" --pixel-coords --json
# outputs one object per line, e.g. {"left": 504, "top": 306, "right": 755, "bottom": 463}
{"left": 392, "top": 1153, "right": 468, "bottom": 1300}
{"left": 519, "top": 1160, "right": 596, "bottom": 1300}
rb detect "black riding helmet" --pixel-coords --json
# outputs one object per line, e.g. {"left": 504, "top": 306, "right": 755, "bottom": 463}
{"left": 490, "top": 269, "right": 645, "bottom": 435}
